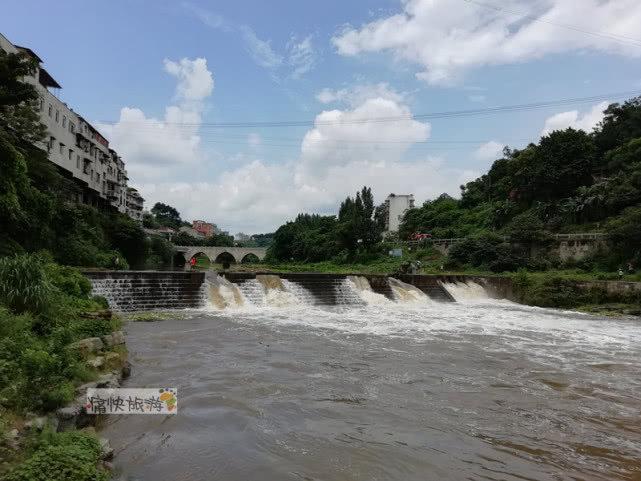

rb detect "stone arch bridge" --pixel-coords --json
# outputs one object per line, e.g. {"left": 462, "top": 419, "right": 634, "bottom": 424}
{"left": 174, "top": 245, "right": 268, "bottom": 266}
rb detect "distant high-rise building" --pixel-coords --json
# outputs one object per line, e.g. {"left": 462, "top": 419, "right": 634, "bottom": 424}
{"left": 0, "top": 32, "right": 141, "bottom": 219}
{"left": 382, "top": 193, "right": 415, "bottom": 232}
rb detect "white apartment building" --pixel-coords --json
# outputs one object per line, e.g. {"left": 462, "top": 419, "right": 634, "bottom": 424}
{"left": 126, "top": 187, "right": 144, "bottom": 221}
{"left": 0, "top": 32, "right": 138, "bottom": 218}
{"left": 383, "top": 193, "right": 415, "bottom": 233}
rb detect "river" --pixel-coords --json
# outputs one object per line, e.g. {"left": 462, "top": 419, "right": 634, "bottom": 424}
{"left": 102, "top": 281, "right": 641, "bottom": 481}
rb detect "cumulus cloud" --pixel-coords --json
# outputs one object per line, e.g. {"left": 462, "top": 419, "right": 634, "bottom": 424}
{"left": 97, "top": 57, "right": 214, "bottom": 181}
{"left": 138, "top": 156, "right": 477, "bottom": 233}
{"left": 541, "top": 101, "right": 608, "bottom": 136}
{"left": 126, "top": 85, "right": 475, "bottom": 233}
{"left": 163, "top": 58, "right": 214, "bottom": 101}
{"left": 474, "top": 140, "right": 505, "bottom": 162}
{"left": 332, "top": 0, "right": 641, "bottom": 85}
{"left": 299, "top": 94, "right": 430, "bottom": 179}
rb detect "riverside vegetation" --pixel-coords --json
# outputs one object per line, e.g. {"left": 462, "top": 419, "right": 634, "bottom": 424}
{"left": 0, "top": 47, "right": 131, "bottom": 479}
{"left": 0, "top": 255, "right": 121, "bottom": 480}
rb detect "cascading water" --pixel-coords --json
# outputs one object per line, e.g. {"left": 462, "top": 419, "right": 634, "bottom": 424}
{"left": 257, "top": 275, "right": 301, "bottom": 307}
{"left": 87, "top": 271, "right": 206, "bottom": 311}
{"left": 281, "top": 279, "right": 316, "bottom": 305}
{"left": 441, "top": 281, "right": 491, "bottom": 303}
{"left": 236, "top": 279, "right": 267, "bottom": 306}
{"left": 205, "top": 273, "right": 246, "bottom": 309}
{"left": 388, "top": 277, "right": 432, "bottom": 303}
{"left": 220, "top": 275, "right": 316, "bottom": 309}
{"left": 346, "top": 276, "right": 392, "bottom": 305}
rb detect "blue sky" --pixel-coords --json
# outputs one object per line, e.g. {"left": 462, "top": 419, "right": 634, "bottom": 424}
{"left": 4, "top": 0, "right": 641, "bottom": 233}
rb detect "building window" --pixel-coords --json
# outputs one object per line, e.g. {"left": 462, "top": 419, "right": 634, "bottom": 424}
{"left": 68, "top": 149, "right": 73, "bottom": 160}
{"left": 39, "top": 99, "right": 44, "bottom": 111}
{"left": 48, "top": 137, "right": 55, "bottom": 152}
{"left": 55, "top": 110, "right": 59, "bottom": 122}
{"left": 76, "top": 155, "right": 80, "bottom": 169}
{"left": 48, "top": 105, "right": 52, "bottom": 117}
{"left": 59, "top": 144, "right": 64, "bottom": 155}
{"left": 62, "top": 116, "right": 66, "bottom": 128}
{"left": 69, "top": 122, "right": 75, "bottom": 133}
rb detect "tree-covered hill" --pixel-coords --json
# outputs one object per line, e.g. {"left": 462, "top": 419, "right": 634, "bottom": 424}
{"left": 400, "top": 97, "right": 641, "bottom": 271}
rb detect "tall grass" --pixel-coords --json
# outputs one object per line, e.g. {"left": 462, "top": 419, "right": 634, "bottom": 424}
{"left": 0, "top": 255, "right": 53, "bottom": 315}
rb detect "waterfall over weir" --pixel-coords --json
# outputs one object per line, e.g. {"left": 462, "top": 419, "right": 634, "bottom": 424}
{"left": 85, "top": 270, "right": 495, "bottom": 312}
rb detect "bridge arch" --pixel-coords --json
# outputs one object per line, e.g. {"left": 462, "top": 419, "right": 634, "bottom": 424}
{"left": 173, "top": 251, "right": 187, "bottom": 268}
{"left": 241, "top": 253, "right": 260, "bottom": 263}
{"left": 214, "top": 251, "right": 237, "bottom": 264}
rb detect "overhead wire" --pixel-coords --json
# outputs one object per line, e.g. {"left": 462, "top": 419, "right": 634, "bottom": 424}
{"left": 461, "top": 0, "right": 641, "bottom": 47}
{"left": 95, "top": 89, "right": 640, "bottom": 130}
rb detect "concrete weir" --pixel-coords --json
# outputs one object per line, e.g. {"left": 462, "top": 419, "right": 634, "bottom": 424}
{"left": 83, "top": 270, "right": 515, "bottom": 311}
{"left": 84, "top": 271, "right": 206, "bottom": 311}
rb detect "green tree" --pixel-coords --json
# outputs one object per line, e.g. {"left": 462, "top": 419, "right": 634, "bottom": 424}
{"left": 150, "top": 202, "right": 182, "bottom": 229}
{"left": 594, "top": 97, "right": 641, "bottom": 156}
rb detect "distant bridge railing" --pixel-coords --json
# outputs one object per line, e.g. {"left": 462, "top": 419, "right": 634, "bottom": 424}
{"left": 403, "top": 233, "right": 606, "bottom": 247}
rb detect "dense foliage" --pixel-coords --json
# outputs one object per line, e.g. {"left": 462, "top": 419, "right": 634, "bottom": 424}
{"left": 399, "top": 97, "right": 641, "bottom": 272}
{"left": 0, "top": 255, "right": 116, "bottom": 414}
{"left": 268, "top": 187, "right": 384, "bottom": 262}
{"left": 4, "top": 430, "right": 108, "bottom": 481}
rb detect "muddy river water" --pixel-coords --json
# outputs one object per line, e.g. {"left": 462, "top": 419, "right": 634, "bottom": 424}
{"left": 102, "top": 287, "right": 641, "bottom": 481}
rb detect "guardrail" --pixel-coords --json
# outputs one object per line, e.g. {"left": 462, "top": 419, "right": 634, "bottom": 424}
{"left": 403, "top": 232, "right": 606, "bottom": 246}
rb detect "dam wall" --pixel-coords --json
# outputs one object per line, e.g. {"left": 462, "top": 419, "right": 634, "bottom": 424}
{"left": 86, "top": 270, "right": 641, "bottom": 312}
{"left": 84, "top": 270, "right": 206, "bottom": 311}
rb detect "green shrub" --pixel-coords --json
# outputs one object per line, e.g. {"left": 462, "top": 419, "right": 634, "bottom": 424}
{"left": 43, "top": 264, "right": 91, "bottom": 299}
{"left": 0, "top": 255, "right": 53, "bottom": 315}
{"left": 4, "top": 443, "right": 107, "bottom": 481}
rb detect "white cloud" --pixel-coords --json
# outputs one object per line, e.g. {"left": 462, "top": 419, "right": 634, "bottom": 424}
{"left": 287, "top": 35, "right": 316, "bottom": 79}
{"left": 139, "top": 157, "right": 476, "bottom": 234}
{"left": 97, "top": 58, "right": 214, "bottom": 182}
{"left": 540, "top": 101, "right": 608, "bottom": 136}
{"left": 298, "top": 94, "right": 430, "bottom": 179}
{"left": 123, "top": 84, "right": 475, "bottom": 233}
{"left": 315, "top": 83, "right": 405, "bottom": 107}
{"left": 240, "top": 26, "right": 283, "bottom": 68}
{"left": 332, "top": 0, "right": 641, "bottom": 85}
{"left": 186, "top": 6, "right": 315, "bottom": 79}
{"left": 163, "top": 58, "right": 214, "bottom": 101}
{"left": 474, "top": 140, "right": 505, "bottom": 161}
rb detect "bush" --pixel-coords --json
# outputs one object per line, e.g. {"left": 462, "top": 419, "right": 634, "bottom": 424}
{"left": 5, "top": 432, "right": 107, "bottom": 481}
{"left": 43, "top": 264, "right": 91, "bottom": 299}
{"left": 0, "top": 255, "right": 53, "bottom": 315}
{"left": 0, "top": 261, "right": 111, "bottom": 413}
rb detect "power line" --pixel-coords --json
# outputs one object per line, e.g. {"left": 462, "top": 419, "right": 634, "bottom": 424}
{"left": 462, "top": 0, "right": 641, "bottom": 47}
{"left": 96, "top": 89, "right": 640, "bottom": 129}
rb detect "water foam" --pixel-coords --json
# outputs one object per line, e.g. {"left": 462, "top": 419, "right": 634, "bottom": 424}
{"left": 346, "top": 276, "right": 392, "bottom": 305}
{"left": 388, "top": 277, "right": 432, "bottom": 304}
{"left": 441, "top": 281, "right": 490, "bottom": 303}
{"left": 205, "top": 275, "right": 246, "bottom": 309}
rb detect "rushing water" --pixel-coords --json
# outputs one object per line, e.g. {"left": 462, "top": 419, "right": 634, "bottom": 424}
{"left": 103, "top": 280, "right": 641, "bottom": 481}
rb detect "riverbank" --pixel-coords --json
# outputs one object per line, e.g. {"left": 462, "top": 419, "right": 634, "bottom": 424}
{"left": 0, "top": 256, "right": 129, "bottom": 480}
